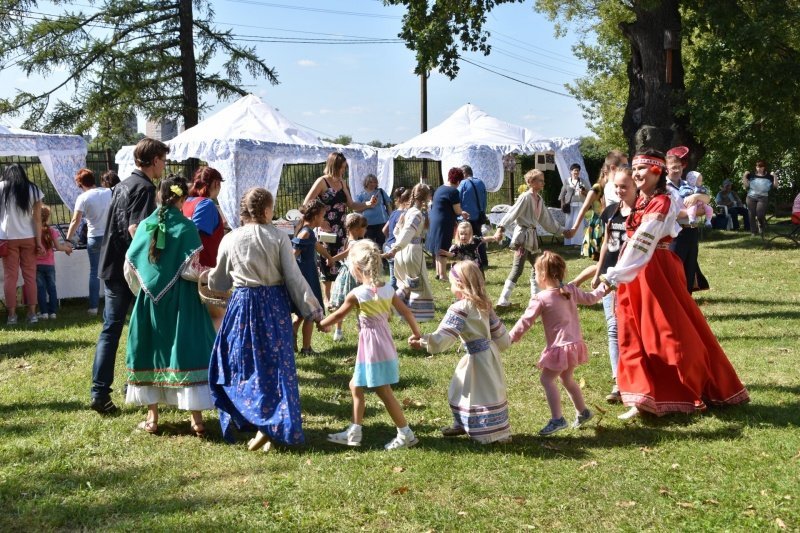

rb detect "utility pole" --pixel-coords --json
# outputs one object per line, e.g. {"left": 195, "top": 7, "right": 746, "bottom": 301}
{"left": 420, "top": 72, "right": 428, "bottom": 184}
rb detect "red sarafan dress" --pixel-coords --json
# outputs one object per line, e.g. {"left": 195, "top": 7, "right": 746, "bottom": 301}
{"left": 604, "top": 193, "right": 749, "bottom": 415}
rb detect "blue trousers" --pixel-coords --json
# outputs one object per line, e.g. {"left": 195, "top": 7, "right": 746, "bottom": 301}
{"left": 36, "top": 264, "right": 58, "bottom": 314}
{"left": 91, "top": 278, "right": 134, "bottom": 400}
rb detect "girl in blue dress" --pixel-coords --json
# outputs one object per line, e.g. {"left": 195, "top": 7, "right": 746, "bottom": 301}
{"left": 292, "top": 199, "right": 334, "bottom": 355}
{"left": 208, "top": 188, "right": 324, "bottom": 451}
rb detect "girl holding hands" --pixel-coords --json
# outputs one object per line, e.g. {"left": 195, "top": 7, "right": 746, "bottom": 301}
{"left": 409, "top": 260, "right": 512, "bottom": 444}
{"left": 320, "top": 240, "right": 422, "bottom": 450}
{"left": 509, "top": 251, "right": 607, "bottom": 436}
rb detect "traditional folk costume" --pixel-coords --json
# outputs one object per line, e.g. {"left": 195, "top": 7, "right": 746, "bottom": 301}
{"left": 603, "top": 193, "right": 749, "bottom": 415}
{"left": 421, "top": 300, "right": 512, "bottom": 443}
{"left": 449, "top": 235, "right": 485, "bottom": 272}
{"left": 496, "top": 190, "right": 564, "bottom": 305}
{"left": 208, "top": 223, "right": 323, "bottom": 445}
{"left": 667, "top": 179, "right": 709, "bottom": 293}
{"left": 390, "top": 206, "right": 434, "bottom": 321}
{"left": 123, "top": 206, "right": 215, "bottom": 411}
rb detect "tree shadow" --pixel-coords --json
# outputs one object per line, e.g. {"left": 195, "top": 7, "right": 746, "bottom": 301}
{"left": 0, "top": 339, "right": 96, "bottom": 360}
{"left": 695, "top": 296, "right": 796, "bottom": 307}
{"left": 0, "top": 400, "right": 85, "bottom": 415}
{"left": 706, "top": 310, "right": 800, "bottom": 321}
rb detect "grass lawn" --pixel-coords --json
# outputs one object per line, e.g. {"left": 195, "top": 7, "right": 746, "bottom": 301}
{"left": 1, "top": 230, "right": 798, "bottom": 531}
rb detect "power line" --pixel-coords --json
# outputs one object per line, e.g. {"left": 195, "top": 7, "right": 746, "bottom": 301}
{"left": 221, "top": 0, "right": 401, "bottom": 19}
{"left": 465, "top": 56, "right": 570, "bottom": 88}
{"left": 459, "top": 57, "right": 575, "bottom": 98}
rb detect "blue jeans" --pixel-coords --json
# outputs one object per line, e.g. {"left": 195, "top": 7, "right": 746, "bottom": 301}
{"left": 87, "top": 236, "right": 103, "bottom": 310}
{"left": 91, "top": 278, "right": 134, "bottom": 400}
{"left": 36, "top": 264, "right": 58, "bottom": 314}
{"left": 602, "top": 291, "right": 618, "bottom": 379}
{"left": 388, "top": 258, "right": 397, "bottom": 290}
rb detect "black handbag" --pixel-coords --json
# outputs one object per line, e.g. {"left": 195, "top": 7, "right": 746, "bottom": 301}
{"left": 561, "top": 204, "right": 571, "bottom": 214}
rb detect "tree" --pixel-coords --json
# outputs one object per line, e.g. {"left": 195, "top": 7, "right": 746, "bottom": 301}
{"left": 536, "top": 0, "right": 701, "bottom": 163}
{"left": 0, "top": 0, "right": 277, "bottom": 143}
{"left": 323, "top": 134, "right": 353, "bottom": 146}
{"left": 384, "top": 0, "right": 524, "bottom": 77}
{"left": 536, "top": 0, "right": 800, "bottom": 185}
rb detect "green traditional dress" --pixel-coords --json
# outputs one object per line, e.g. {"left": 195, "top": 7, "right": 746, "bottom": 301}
{"left": 124, "top": 206, "right": 215, "bottom": 410}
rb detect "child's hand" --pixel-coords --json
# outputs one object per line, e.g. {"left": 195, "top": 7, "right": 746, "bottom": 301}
{"left": 407, "top": 335, "right": 422, "bottom": 349}
{"left": 317, "top": 322, "right": 331, "bottom": 333}
{"left": 326, "top": 257, "right": 336, "bottom": 267}
{"left": 382, "top": 250, "right": 396, "bottom": 260}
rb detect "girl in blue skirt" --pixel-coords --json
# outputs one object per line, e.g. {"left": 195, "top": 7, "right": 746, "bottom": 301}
{"left": 208, "top": 188, "right": 325, "bottom": 452}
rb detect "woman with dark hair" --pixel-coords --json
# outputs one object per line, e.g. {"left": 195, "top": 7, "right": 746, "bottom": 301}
{"left": 1, "top": 164, "right": 44, "bottom": 325}
{"left": 100, "top": 170, "right": 120, "bottom": 189}
{"left": 66, "top": 168, "right": 112, "bottom": 315}
{"left": 426, "top": 167, "right": 470, "bottom": 280}
{"left": 123, "top": 175, "right": 215, "bottom": 435}
{"left": 600, "top": 149, "right": 749, "bottom": 419}
{"left": 743, "top": 159, "right": 774, "bottom": 236}
{"left": 302, "top": 152, "right": 375, "bottom": 306}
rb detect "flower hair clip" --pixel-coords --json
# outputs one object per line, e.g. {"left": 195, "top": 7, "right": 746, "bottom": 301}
{"left": 170, "top": 185, "right": 184, "bottom": 197}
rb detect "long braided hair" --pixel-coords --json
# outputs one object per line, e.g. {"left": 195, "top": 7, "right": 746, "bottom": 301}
{"left": 239, "top": 187, "right": 273, "bottom": 225}
{"left": 348, "top": 239, "right": 383, "bottom": 286}
{"left": 149, "top": 174, "right": 188, "bottom": 264}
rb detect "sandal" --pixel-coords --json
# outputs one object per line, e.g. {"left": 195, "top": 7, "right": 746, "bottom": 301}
{"left": 137, "top": 420, "right": 158, "bottom": 434}
{"left": 247, "top": 431, "right": 271, "bottom": 451}
{"left": 440, "top": 425, "right": 466, "bottom": 437}
{"left": 190, "top": 422, "right": 206, "bottom": 438}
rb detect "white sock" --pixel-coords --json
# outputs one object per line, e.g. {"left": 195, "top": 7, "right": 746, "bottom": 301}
{"left": 349, "top": 423, "right": 362, "bottom": 433}
{"left": 398, "top": 425, "right": 412, "bottom": 436}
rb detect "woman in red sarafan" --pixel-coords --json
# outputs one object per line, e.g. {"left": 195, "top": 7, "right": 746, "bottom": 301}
{"left": 601, "top": 149, "right": 749, "bottom": 419}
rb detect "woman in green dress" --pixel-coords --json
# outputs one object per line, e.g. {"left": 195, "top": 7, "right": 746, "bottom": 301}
{"left": 123, "top": 175, "right": 216, "bottom": 436}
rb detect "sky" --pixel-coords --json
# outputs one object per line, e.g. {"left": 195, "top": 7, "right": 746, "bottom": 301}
{"left": 3, "top": 0, "right": 592, "bottom": 144}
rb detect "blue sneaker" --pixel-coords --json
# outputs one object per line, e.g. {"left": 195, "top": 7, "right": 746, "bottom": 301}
{"left": 538, "top": 417, "right": 568, "bottom": 436}
{"left": 572, "top": 409, "right": 593, "bottom": 429}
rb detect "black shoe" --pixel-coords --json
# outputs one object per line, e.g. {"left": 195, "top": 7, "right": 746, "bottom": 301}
{"left": 90, "top": 397, "right": 120, "bottom": 415}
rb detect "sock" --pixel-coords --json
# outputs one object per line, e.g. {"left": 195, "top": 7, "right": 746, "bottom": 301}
{"left": 397, "top": 425, "right": 412, "bottom": 436}
{"left": 349, "top": 423, "right": 362, "bottom": 433}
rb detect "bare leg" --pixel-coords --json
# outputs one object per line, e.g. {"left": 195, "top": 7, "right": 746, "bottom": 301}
{"left": 540, "top": 368, "right": 563, "bottom": 420}
{"left": 435, "top": 255, "right": 447, "bottom": 278}
{"left": 323, "top": 280, "right": 332, "bottom": 307}
{"left": 570, "top": 264, "right": 597, "bottom": 287}
{"left": 292, "top": 315, "right": 302, "bottom": 351}
{"left": 301, "top": 318, "right": 314, "bottom": 350}
{"left": 350, "top": 379, "right": 366, "bottom": 425}
{"left": 147, "top": 404, "right": 159, "bottom": 423}
{"left": 374, "top": 385, "right": 408, "bottom": 428}
{"left": 559, "top": 366, "right": 587, "bottom": 413}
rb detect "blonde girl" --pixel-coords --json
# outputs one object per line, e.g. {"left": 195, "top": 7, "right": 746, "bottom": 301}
{"left": 509, "top": 251, "right": 607, "bottom": 436}
{"left": 384, "top": 183, "right": 434, "bottom": 322}
{"left": 320, "top": 240, "right": 422, "bottom": 450}
{"left": 328, "top": 212, "right": 368, "bottom": 341}
{"left": 441, "top": 221, "right": 498, "bottom": 274}
{"left": 409, "top": 261, "right": 512, "bottom": 444}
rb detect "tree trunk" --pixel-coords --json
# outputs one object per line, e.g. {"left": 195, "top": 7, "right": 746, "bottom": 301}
{"left": 620, "top": 0, "right": 703, "bottom": 168}
{"left": 178, "top": 0, "right": 199, "bottom": 175}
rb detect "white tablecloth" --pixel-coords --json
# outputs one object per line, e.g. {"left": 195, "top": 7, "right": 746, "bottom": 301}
{"left": 0, "top": 249, "right": 102, "bottom": 302}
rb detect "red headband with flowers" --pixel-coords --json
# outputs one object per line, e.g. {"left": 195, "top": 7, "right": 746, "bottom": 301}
{"left": 632, "top": 155, "right": 666, "bottom": 168}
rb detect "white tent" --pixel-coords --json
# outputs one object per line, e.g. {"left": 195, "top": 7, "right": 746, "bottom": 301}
{"left": 0, "top": 125, "right": 91, "bottom": 300}
{"left": 115, "top": 95, "right": 377, "bottom": 227}
{"left": 377, "top": 104, "right": 588, "bottom": 192}
{"left": 0, "top": 125, "right": 88, "bottom": 208}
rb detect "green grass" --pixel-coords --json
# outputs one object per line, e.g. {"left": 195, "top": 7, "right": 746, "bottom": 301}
{"left": 1, "top": 231, "right": 798, "bottom": 531}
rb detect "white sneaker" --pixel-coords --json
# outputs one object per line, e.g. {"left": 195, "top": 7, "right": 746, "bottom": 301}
{"left": 38, "top": 313, "right": 49, "bottom": 320}
{"left": 384, "top": 431, "right": 419, "bottom": 450}
{"left": 87, "top": 308, "right": 98, "bottom": 316}
{"left": 327, "top": 427, "right": 362, "bottom": 447}
{"left": 332, "top": 329, "right": 344, "bottom": 342}
{"left": 618, "top": 406, "right": 640, "bottom": 420}
{"left": 49, "top": 313, "right": 57, "bottom": 319}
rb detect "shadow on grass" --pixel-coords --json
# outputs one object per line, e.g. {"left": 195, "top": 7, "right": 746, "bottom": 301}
{"left": 296, "top": 355, "right": 435, "bottom": 392}
{"left": 0, "top": 338, "right": 96, "bottom": 360}
{"left": 695, "top": 296, "right": 797, "bottom": 307}
{"left": 707, "top": 310, "right": 800, "bottom": 321}
{"left": 0, "top": 400, "right": 85, "bottom": 415}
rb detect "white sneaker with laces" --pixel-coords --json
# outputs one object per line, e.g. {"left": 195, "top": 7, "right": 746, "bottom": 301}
{"left": 327, "top": 427, "right": 362, "bottom": 447}
{"left": 49, "top": 313, "right": 57, "bottom": 319}
{"left": 38, "top": 313, "right": 49, "bottom": 320}
{"left": 384, "top": 431, "right": 419, "bottom": 450}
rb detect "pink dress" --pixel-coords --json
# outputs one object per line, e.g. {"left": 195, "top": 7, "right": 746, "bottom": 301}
{"left": 509, "top": 284, "right": 605, "bottom": 371}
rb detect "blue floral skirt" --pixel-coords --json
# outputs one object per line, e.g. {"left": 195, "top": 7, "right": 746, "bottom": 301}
{"left": 209, "top": 285, "right": 305, "bottom": 445}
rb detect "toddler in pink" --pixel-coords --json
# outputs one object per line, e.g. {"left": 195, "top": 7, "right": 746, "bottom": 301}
{"left": 509, "top": 251, "right": 606, "bottom": 436}
{"left": 36, "top": 206, "right": 73, "bottom": 319}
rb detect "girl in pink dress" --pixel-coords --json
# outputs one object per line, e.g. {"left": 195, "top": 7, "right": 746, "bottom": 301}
{"left": 509, "top": 251, "right": 608, "bottom": 436}
{"left": 319, "top": 240, "right": 423, "bottom": 450}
